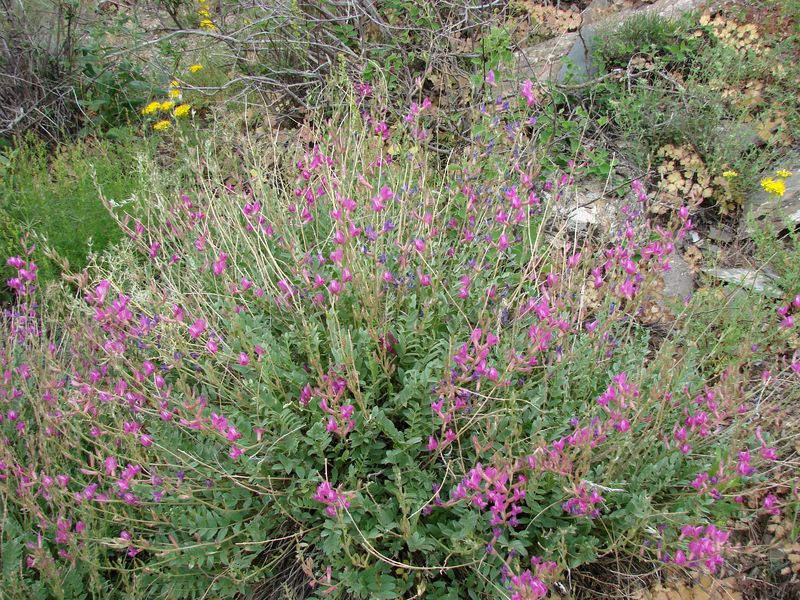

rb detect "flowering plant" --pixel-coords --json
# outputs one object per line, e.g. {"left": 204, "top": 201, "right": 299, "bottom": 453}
{"left": 0, "top": 78, "right": 796, "bottom": 599}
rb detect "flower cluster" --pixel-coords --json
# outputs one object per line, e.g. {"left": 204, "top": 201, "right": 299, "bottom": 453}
{"left": 668, "top": 524, "right": 730, "bottom": 573}
{"left": 452, "top": 462, "right": 527, "bottom": 535}
{"left": 760, "top": 168, "right": 792, "bottom": 198}
{"left": 562, "top": 483, "right": 604, "bottom": 518}
{"left": 314, "top": 481, "right": 353, "bottom": 517}
{"left": 506, "top": 556, "right": 557, "bottom": 600}
{"left": 313, "top": 368, "right": 356, "bottom": 438}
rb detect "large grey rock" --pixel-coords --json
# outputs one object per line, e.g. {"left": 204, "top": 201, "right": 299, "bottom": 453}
{"left": 557, "top": 26, "right": 599, "bottom": 83}
{"left": 557, "top": 0, "right": 615, "bottom": 83}
{"left": 713, "top": 120, "right": 762, "bottom": 157}
{"left": 514, "top": 34, "right": 578, "bottom": 83}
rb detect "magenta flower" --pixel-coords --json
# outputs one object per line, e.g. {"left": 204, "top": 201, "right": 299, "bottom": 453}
{"left": 510, "top": 569, "right": 548, "bottom": 600}
{"left": 212, "top": 252, "right": 228, "bottom": 276}
{"left": 314, "top": 481, "right": 352, "bottom": 517}
{"left": 763, "top": 494, "right": 780, "bottom": 515}
{"left": 521, "top": 79, "right": 536, "bottom": 106}
{"left": 299, "top": 385, "right": 312, "bottom": 406}
{"left": 189, "top": 318, "right": 206, "bottom": 339}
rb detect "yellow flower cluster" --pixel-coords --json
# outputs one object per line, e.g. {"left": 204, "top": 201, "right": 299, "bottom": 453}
{"left": 197, "top": 0, "right": 215, "bottom": 30}
{"left": 142, "top": 100, "right": 178, "bottom": 116}
{"left": 760, "top": 176, "right": 786, "bottom": 198}
{"left": 141, "top": 2, "right": 208, "bottom": 131}
{"left": 141, "top": 101, "right": 160, "bottom": 116}
{"left": 722, "top": 170, "right": 738, "bottom": 178}
{"left": 759, "top": 169, "right": 792, "bottom": 197}
{"left": 142, "top": 83, "right": 192, "bottom": 131}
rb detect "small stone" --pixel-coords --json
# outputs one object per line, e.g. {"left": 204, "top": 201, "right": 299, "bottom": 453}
{"left": 662, "top": 254, "right": 694, "bottom": 300}
{"left": 566, "top": 205, "right": 597, "bottom": 230}
{"left": 707, "top": 226, "right": 733, "bottom": 243}
{"left": 768, "top": 547, "right": 788, "bottom": 566}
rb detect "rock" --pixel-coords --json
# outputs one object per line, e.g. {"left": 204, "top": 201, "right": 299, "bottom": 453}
{"left": 713, "top": 120, "right": 762, "bottom": 156}
{"left": 557, "top": 0, "right": 618, "bottom": 83}
{"left": 514, "top": 34, "right": 578, "bottom": 83}
{"left": 662, "top": 254, "right": 694, "bottom": 300}
{"left": 512, "top": 0, "right": 709, "bottom": 87}
{"left": 746, "top": 160, "right": 800, "bottom": 233}
{"left": 560, "top": 182, "right": 618, "bottom": 234}
{"left": 707, "top": 226, "right": 733, "bottom": 244}
{"left": 557, "top": 26, "right": 600, "bottom": 83}
{"left": 703, "top": 267, "right": 782, "bottom": 297}
{"left": 566, "top": 205, "right": 598, "bottom": 230}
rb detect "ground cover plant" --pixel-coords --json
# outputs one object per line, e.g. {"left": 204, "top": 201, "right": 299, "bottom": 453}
{"left": 0, "top": 65, "right": 798, "bottom": 599}
{"left": 581, "top": 2, "right": 800, "bottom": 216}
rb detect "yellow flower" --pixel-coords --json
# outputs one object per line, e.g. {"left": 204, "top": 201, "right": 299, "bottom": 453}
{"left": 198, "top": 8, "right": 210, "bottom": 17}
{"left": 776, "top": 169, "right": 793, "bottom": 178}
{"left": 722, "top": 170, "right": 738, "bottom": 178}
{"left": 174, "top": 104, "right": 191, "bottom": 118}
{"left": 159, "top": 101, "right": 175, "bottom": 112}
{"left": 170, "top": 79, "right": 180, "bottom": 88}
{"left": 153, "top": 120, "right": 172, "bottom": 131}
{"left": 142, "top": 101, "right": 161, "bottom": 115}
{"left": 188, "top": 64, "right": 204, "bottom": 73}
{"left": 199, "top": 18, "right": 215, "bottom": 30}
{"left": 761, "top": 177, "right": 786, "bottom": 197}
{"left": 168, "top": 88, "right": 182, "bottom": 99}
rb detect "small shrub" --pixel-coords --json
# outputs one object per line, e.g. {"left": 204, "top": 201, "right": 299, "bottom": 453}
{"left": 593, "top": 13, "right": 696, "bottom": 71}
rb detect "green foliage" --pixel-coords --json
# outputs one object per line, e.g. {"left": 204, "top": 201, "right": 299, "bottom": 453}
{"left": 592, "top": 13, "right": 697, "bottom": 71}
{"left": 749, "top": 219, "right": 800, "bottom": 296}
{"left": 0, "top": 132, "right": 149, "bottom": 283}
